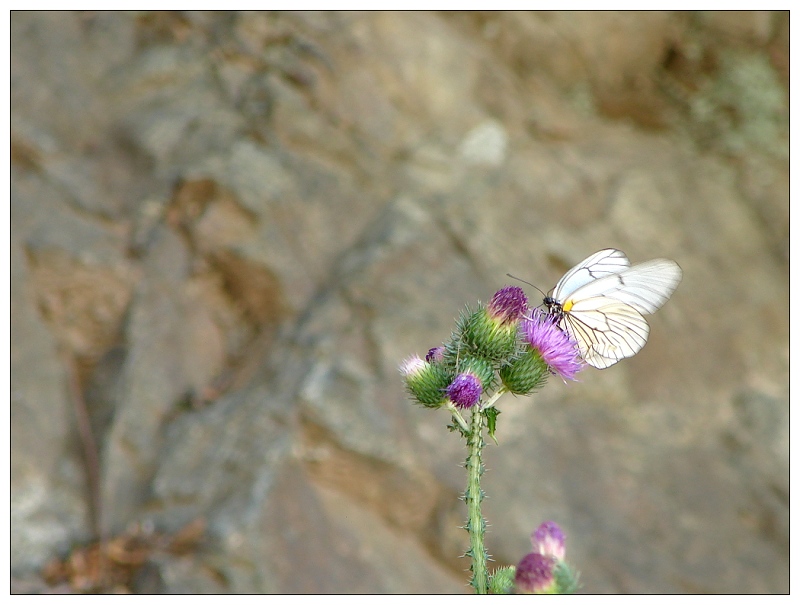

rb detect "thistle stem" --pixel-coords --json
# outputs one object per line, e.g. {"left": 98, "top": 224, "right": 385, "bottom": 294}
{"left": 446, "top": 402, "right": 470, "bottom": 433}
{"left": 466, "top": 406, "right": 488, "bottom": 594}
{"left": 480, "top": 387, "right": 506, "bottom": 410}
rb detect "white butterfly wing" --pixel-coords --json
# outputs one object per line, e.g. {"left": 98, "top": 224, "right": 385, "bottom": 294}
{"left": 562, "top": 259, "right": 682, "bottom": 315}
{"left": 552, "top": 249, "right": 630, "bottom": 301}
{"left": 550, "top": 251, "right": 682, "bottom": 369}
{"left": 561, "top": 297, "right": 650, "bottom": 368}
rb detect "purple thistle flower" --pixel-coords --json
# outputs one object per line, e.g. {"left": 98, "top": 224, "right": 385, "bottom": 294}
{"left": 514, "top": 552, "right": 557, "bottom": 594}
{"left": 446, "top": 372, "right": 483, "bottom": 409}
{"left": 487, "top": 286, "right": 528, "bottom": 326}
{"left": 520, "top": 309, "right": 583, "bottom": 381}
{"left": 531, "top": 520, "right": 566, "bottom": 561}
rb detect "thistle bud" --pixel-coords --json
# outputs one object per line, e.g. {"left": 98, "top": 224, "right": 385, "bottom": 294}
{"left": 531, "top": 520, "right": 566, "bottom": 561}
{"left": 461, "top": 286, "right": 528, "bottom": 362}
{"left": 498, "top": 347, "right": 549, "bottom": 395}
{"left": 487, "top": 286, "right": 528, "bottom": 325}
{"left": 425, "top": 346, "right": 445, "bottom": 363}
{"left": 459, "top": 356, "right": 496, "bottom": 391}
{"left": 400, "top": 355, "right": 451, "bottom": 408}
{"left": 488, "top": 566, "right": 516, "bottom": 594}
{"left": 514, "top": 552, "right": 557, "bottom": 594}
{"left": 446, "top": 372, "right": 483, "bottom": 409}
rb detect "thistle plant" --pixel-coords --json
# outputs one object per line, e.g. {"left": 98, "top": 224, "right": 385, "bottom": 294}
{"left": 400, "top": 286, "right": 582, "bottom": 594}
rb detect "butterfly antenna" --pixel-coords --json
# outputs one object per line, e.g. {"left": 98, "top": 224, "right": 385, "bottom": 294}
{"left": 506, "top": 273, "right": 547, "bottom": 298}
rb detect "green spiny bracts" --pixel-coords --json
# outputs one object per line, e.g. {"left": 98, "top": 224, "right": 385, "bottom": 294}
{"left": 499, "top": 347, "right": 549, "bottom": 395}
{"left": 459, "top": 304, "right": 520, "bottom": 362}
{"left": 489, "top": 566, "right": 516, "bottom": 594}
{"left": 399, "top": 355, "right": 452, "bottom": 408}
{"left": 457, "top": 356, "right": 496, "bottom": 392}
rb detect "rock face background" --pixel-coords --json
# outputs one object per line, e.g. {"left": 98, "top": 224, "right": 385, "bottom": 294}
{"left": 11, "top": 11, "right": 787, "bottom": 594}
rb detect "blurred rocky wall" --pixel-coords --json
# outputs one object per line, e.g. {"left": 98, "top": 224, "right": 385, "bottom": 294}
{"left": 11, "top": 11, "right": 787, "bottom": 593}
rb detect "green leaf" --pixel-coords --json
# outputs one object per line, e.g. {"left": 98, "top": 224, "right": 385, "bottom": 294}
{"left": 484, "top": 407, "right": 500, "bottom": 444}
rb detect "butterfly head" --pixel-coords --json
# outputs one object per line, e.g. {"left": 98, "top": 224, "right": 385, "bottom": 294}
{"left": 543, "top": 296, "right": 563, "bottom": 317}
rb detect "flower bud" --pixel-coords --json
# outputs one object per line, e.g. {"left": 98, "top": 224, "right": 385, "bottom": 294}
{"left": 461, "top": 287, "right": 528, "bottom": 362}
{"left": 400, "top": 355, "right": 451, "bottom": 408}
{"left": 446, "top": 372, "right": 483, "bottom": 409}
{"left": 498, "top": 347, "right": 549, "bottom": 395}
{"left": 487, "top": 286, "right": 528, "bottom": 325}
{"left": 458, "top": 356, "right": 496, "bottom": 391}
{"left": 425, "top": 346, "right": 445, "bottom": 363}
{"left": 488, "top": 566, "right": 516, "bottom": 594}
{"left": 531, "top": 520, "right": 566, "bottom": 561}
{"left": 514, "top": 552, "right": 557, "bottom": 594}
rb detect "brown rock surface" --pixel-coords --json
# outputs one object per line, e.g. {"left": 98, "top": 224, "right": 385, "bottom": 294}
{"left": 11, "top": 11, "right": 787, "bottom": 593}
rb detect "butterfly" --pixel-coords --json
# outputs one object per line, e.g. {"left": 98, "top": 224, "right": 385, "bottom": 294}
{"left": 543, "top": 249, "right": 682, "bottom": 369}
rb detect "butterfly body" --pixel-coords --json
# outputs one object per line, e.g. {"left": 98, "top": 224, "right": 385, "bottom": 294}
{"left": 544, "top": 249, "right": 682, "bottom": 369}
